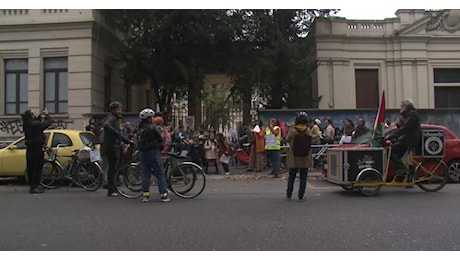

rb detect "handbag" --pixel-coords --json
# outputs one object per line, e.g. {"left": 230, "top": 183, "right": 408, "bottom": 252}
{"left": 219, "top": 154, "right": 230, "bottom": 164}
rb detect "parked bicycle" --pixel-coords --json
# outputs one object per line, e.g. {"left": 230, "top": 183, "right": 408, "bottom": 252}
{"left": 115, "top": 144, "right": 206, "bottom": 199}
{"left": 40, "top": 143, "right": 103, "bottom": 191}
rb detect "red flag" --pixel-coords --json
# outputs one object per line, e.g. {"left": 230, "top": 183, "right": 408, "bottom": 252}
{"left": 371, "top": 90, "right": 385, "bottom": 147}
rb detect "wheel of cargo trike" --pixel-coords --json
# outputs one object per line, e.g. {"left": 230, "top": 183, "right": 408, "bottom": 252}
{"left": 415, "top": 158, "right": 448, "bottom": 192}
{"left": 340, "top": 185, "right": 355, "bottom": 191}
{"left": 356, "top": 168, "right": 383, "bottom": 196}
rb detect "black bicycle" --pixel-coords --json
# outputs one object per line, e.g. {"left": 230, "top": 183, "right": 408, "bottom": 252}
{"left": 115, "top": 145, "right": 206, "bottom": 199}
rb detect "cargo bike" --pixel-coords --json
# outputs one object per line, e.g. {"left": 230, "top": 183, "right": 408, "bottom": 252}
{"left": 326, "top": 130, "right": 448, "bottom": 196}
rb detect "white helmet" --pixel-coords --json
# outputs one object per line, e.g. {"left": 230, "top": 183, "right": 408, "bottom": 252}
{"left": 139, "top": 108, "right": 155, "bottom": 119}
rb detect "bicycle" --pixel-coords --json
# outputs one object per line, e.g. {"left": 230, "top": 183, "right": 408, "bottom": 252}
{"left": 40, "top": 143, "right": 103, "bottom": 191}
{"left": 114, "top": 145, "right": 206, "bottom": 199}
{"left": 343, "top": 139, "right": 448, "bottom": 196}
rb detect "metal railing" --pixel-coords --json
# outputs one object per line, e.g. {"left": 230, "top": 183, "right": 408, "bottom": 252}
{"left": 280, "top": 144, "right": 339, "bottom": 157}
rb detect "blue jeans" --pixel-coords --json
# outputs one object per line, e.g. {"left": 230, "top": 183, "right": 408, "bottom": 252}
{"left": 140, "top": 149, "right": 168, "bottom": 195}
{"left": 287, "top": 168, "right": 308, "bottom": 199}
{"left": 267, "top": 150, "right": 280, "bottom": 174}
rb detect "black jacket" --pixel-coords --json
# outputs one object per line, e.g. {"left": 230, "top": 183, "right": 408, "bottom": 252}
{"left": 390, "top": 108, "right": 421, "bottom": 147}
{"left": 354, "top": 125, "right": 370, "bottom": 139}
{"left": 23, "top": 115, "right": 52, "bottom": 149}
{"left": 137, "top": 122, "right": 164, "bottom": 151}
{"left": 102, "top": 113, "right": 130, "bottom": 152}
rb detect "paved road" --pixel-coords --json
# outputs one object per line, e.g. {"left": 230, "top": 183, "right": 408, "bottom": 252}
{"left": 1, "top": 174, "right": 460, "bottom": 251}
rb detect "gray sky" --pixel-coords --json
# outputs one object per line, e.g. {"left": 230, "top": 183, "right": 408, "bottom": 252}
{"left": 335, "top": 9, "right": 398, "bottom": 20}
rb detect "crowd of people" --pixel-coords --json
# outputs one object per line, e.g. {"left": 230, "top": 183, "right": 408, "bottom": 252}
{"left": 21, "top": 98, "right": 420, "bottom": 201}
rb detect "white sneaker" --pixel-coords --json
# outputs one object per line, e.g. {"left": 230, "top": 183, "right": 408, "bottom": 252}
{"left": 225, "top": 172, "right": 230, "bottom": 175}
{"left": 160, "top": 193, "right": 170, "bottom": 202}
{"left": 142, "top": 196, "right": 149, "bottom": 203}
{"left": 161, "top": 197, "right": 171, "bottom": 202}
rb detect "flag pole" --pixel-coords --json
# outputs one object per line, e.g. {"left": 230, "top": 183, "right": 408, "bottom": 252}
{"left": 371, "top": 90, "right": 385, "bottom": 147}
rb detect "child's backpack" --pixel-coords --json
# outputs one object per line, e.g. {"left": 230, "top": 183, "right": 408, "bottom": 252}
{"left": 292, "top": 130, "right": 312, "bottom": 157}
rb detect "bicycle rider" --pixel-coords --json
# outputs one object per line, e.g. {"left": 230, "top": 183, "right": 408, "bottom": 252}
{"left": 137, "top": 108, "right": 170, "bottom": 203}
{"left": 384, "top": 99, "right": 421, "bottom": 182}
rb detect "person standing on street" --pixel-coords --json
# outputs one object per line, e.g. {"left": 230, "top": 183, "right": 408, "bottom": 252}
{"left": 21, "top": 108, "right": 52, "bottom": 194}
{"left": 353, "top": 117, "right": 370, "bottom": 139}
{"left": 103, "top": 101, "right": 133, "bottom": 197}
{"left": 216, "top": 132, "right": 231, "bottom": 175}
{"left": 247, "top": 120, "right": 266, "bottom": 172}
{"left": 265, "top": 118, "right": 282, "bottom": 177}
{"left": 285, "top": 112, "right": 313, "bottom": 201}
{"left": 137, "top": 108, "right": 170, "bottom": 203}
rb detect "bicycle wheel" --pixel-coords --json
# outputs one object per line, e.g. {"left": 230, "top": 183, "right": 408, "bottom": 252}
{"left": 168, "top": 162, "right": 206, "bottom": 199}
{"left": 40, "top": 160, "right": 65, "bottom": 189}
{"left": 415, "top": 158, "right": 448, "bottom": 192}
{"left": 74, "top": 161, "right": 103, "bottom": 191}
{"left": 115, "top": 162, "right": 143, "bottom": 199}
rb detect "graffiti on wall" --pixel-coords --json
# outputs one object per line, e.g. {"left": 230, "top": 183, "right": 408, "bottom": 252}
{"left": 0, "top": 119, "right": 23, "bottom": 135}
{"left": 0, "top": 119, "right": 74, "bottom": 136}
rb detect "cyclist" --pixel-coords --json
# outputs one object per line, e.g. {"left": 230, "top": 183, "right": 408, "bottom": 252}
{"left": 137, "top": 108, "right": 170, "bottom": 203}
{"left": 385, "top": 99, "right": 421, "bottom": 181}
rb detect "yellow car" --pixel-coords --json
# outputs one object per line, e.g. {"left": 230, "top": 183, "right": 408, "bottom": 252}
{"left": 0, "top": 129, "right": 99, "bottom": 178}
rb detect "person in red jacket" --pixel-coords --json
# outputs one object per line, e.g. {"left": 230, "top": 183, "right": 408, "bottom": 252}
{"left": 248, "top": 120, "right": 266, "bottom": 172}
{"left": 216, "top": 133, "right": 230, "bottom": 175}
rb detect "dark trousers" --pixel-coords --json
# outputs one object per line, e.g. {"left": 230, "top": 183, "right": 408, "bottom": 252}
{"left": 26, "top": 148, "right": 44, "bottom": 188}
{"left": 205, "top": 159, "right": 219, "bottom": 174}
{"left": 222, "top": 162, "right": 229, "bottom": 172}
{"left": 267, "top": 150, "right": 281, "bottom": 174}
{"left": 391, "top": 142, "right": 409, "bottom": 173}
{"left": 287, "top": 168, "right": 308, "bottom": 199}
{"left": 106, "top": 147, "right": 121, "bottom": 194}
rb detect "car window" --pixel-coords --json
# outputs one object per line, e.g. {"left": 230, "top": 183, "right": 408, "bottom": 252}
{"left": 351, "top": 128, "right": 397, "bottom": 144}
{"left": 79, "top": 132, "right": 98, "bottom": 146}
{"left": 351, "top": 131, "right": 372, "bottom": 144}
{"left": 51, "top": 133, "right": 73, "bottom": 147}
{"left": 14, "top": 139, "right": 27, "bottom": 149}
{"left": 44, "top": 133, "right": 50, "bottom": 145}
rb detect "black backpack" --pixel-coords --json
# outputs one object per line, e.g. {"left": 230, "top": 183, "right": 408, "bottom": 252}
{"left": 292, "top": 130, "right": 312, "bottom": 157}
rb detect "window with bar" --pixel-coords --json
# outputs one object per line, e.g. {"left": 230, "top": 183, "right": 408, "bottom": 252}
{"left": 44, "top": 57, "right": 68, "bottom": 114}
{"left": 4, "top": 59, "right": 28, "bottom": 115}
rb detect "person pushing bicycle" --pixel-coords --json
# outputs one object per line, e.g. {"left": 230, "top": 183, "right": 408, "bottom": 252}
{"left": 385, "top": 99, "right": 421, "bottom": 182}
{"left": 137, "top": 108, "right": 170, "bottom": 203}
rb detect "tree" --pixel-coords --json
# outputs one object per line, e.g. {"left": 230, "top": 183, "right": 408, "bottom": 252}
{"left": 226, "top": 9, "right": 338, "bottom": 119}
{"left": 104, "top": 9, "right": 337, "bottom": 127}
{"left": 103, "top": 10, "right": 235, "bottom": 127}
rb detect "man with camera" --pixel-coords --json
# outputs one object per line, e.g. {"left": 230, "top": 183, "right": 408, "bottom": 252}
{"left": 21, "top": 107, "right": 52, "bottom": 194}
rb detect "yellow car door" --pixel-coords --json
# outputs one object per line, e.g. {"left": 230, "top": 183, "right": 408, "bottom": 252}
{"left": 0, "top": 138, "right": 28, "bottom": 177}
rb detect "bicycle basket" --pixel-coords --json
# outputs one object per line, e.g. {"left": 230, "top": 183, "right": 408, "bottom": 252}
{"left": 78, "top": 146, "right": 92, "bottom": 162}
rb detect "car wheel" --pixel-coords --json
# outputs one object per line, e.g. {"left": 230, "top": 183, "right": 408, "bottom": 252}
{"left": 447, "top": 159, "right": 460, "bottom": 183}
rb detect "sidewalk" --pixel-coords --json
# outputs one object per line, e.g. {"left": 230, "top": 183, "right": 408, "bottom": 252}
{"left": 204, "top": 162, "right": 325, "bottom": 180}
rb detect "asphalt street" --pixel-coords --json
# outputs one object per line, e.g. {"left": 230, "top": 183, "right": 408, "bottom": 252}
{"left": 1, "top": 174, "right": 460, "bottom": 251}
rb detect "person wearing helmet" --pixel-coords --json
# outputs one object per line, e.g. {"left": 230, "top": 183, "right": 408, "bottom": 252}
{"left": 385, "top": 98, "right": 421, "bottom": 182}
{"left": 285, "top": 112, "right": 313, "bottom": 201}
{"left": 103, "top": 101, "right": 134, "bottom": 197}
{"left": 137, "top": 108, "right": 170, "bottom": 203}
